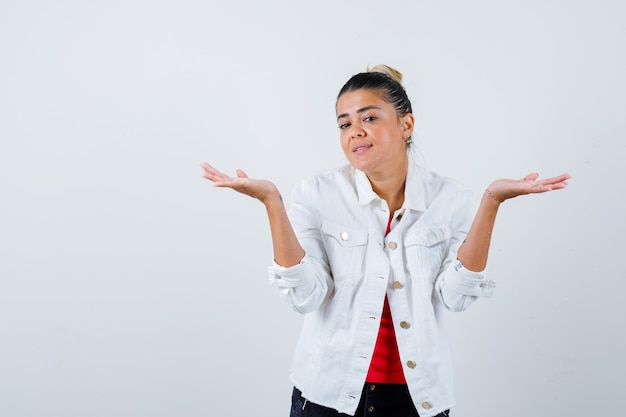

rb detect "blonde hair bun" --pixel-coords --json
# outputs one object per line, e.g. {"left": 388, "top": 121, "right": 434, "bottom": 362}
{"left": 367, "top": 64, "right": 403, "bottom": 85}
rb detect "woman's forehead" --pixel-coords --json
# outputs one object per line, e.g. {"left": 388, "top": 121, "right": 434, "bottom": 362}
{"left": 336, "top": 89, "right": 389, "bottom": 115}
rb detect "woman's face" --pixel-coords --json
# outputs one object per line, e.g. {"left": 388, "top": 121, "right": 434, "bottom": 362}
{"left": 336, "top": 89, "right": 414, "bottom": 176}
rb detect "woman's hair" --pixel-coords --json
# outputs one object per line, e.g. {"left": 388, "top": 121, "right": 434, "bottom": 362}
{"left": 337, "top": 64, "right": 413, "bottom": 117}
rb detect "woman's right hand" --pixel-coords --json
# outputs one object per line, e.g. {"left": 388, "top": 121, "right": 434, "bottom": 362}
{"left": 200, "top": 163, "right": 281, "bottom": 204}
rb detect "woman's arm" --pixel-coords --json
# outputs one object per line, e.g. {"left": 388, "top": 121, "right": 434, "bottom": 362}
{"left": 457, "top": 172, "right": 570, "bottom": 272}
{"left": 201, "top": 163, "right": 305, "bottom": 267}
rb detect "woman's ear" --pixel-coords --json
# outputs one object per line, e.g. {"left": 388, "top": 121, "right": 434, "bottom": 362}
{"left": 401, "top": 113, "right": 415, "bottom": 137}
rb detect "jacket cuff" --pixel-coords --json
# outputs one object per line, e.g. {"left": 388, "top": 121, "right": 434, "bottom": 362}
{"left": 268, "top": 256, "right": 308, "bottom": 288}
{"left": 445, "top": 261, "right": 496, "bottom": 297}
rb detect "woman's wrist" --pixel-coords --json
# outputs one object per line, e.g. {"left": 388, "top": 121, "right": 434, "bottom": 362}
{"left": 262, "top": 188, "right": 285, "bottom": 208}
{"left": 484, "top": 188, "right": 503, "bottom": 204}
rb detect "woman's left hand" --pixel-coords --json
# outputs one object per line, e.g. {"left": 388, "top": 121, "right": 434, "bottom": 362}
{"left": 486, "top": 172, "right": 571, "bottom": 203}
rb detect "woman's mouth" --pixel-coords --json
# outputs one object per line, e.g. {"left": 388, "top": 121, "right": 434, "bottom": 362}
{"left": 353, "top": 144, "right": 372, "bottom": 153}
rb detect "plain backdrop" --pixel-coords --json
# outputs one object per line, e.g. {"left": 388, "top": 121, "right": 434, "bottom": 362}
{"left": 1, "top": 0, "right": 625, "bottom": 416}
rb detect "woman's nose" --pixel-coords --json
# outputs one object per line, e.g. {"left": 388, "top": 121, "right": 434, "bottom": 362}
{"left": 349, "top": 125, "right": 365, "bottom": 138}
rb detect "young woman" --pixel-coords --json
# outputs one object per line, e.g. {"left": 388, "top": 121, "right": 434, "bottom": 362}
{"left": 201, "top": 65, "right": 570, "bottom": 417}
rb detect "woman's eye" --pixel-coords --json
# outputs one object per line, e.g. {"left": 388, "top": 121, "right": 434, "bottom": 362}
{"left": 339, "top": 122, "right": 350, "bottom": 130}
{"left": 363, "top": 116, "right": 377, "bottom": 122}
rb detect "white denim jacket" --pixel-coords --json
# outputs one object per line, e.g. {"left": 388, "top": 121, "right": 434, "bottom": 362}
{"left": 268, "top": 163, "right": 496, "bottom": 417}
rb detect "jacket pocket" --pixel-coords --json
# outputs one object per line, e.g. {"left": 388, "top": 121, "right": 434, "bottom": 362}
{"left": 320, "top": 220, "right": 368, "bottom": 280}
{"left": 404, "top": 227, "right": 452, "bottom": 285}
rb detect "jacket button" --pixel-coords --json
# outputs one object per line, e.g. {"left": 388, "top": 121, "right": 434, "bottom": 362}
{"left": 392, "top": 281, "right": 403, "bottom": 289}
{"left": 400, "top": 321, "right": 411, "bottom": 329}
{"left": 421, "top": 402, "right": 433, "bottom": 410}
{"left": 388, "top": 241, "right": 398, "bottom": 250}
{"left": 340, "top": 232, "right": 349, "bottom": 241}
{"left": 407, "top": 360, "right": 416, "bottom": 369}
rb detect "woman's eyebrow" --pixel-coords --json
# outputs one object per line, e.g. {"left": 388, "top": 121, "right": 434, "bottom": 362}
{"left": 336, "top": 105, "right": 382, "bottom": 121}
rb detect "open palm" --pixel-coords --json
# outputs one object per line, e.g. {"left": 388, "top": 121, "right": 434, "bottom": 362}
{"left": 200, "top": 163, "right": 280, "bottom": 203}
{"left": 488, "top": 172, "right": 571, "bottom": 202}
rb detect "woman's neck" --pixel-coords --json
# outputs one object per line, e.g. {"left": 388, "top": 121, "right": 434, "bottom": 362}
{"left": 366, "top": 157, "right": 408, "bottom": 214}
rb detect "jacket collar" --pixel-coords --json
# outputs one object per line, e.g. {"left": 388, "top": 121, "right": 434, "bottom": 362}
{"left": 354, "top": 163, "right": 428, "bottom": 212}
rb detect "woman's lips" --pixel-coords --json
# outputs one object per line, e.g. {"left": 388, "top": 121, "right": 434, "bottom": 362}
{"left": 353, "top": 144, "right": 372, "bottom": 153}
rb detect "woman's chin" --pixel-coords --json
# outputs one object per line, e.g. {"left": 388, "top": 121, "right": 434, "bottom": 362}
{"left": 347, "top": 156, "right": 375, "bottom": 173}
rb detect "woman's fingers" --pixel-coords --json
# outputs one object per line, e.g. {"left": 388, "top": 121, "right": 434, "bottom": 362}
{"left": 200, "top": 162, "right": 237, "bottom": 185}
{"left": 538, "top": 173, "right": 571, "bottom": 186}
{"left": 200, "top": 163, "right": 220, "bottom": 178}
{"left": 521, "top": 173, "right": 570, "bottom": 186}
{"left": 523, "top": 172, "right": 540, "bottom": 182}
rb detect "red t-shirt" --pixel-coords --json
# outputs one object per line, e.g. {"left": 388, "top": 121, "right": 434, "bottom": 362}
{"left": 365, "top": 214, "right": 407, "bottom": 384}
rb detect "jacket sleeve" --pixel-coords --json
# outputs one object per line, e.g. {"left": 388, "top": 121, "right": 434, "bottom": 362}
{"left": 434, "top": 188, "right": 497, "bottom": 312}
{"left": 267, "top": 179, "right": 334, "bottom": 314}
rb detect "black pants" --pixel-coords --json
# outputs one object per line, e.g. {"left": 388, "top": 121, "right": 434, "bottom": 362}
{"left": 290, "top": 384, "right": 450, "bottom": 417}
